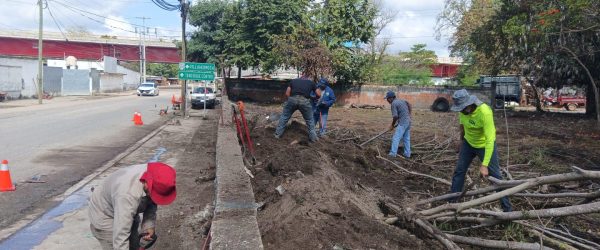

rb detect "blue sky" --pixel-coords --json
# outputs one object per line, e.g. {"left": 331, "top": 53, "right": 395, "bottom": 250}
{"left": 1, "top": 0, "right": 451, "bottom": 57}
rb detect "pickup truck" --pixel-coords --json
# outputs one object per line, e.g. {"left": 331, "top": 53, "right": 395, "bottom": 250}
{"left": 542, "top": 95, "right": 586, "bottom": 111}
{"left": 190, "top": 86, "right": 216, "bottom": 109}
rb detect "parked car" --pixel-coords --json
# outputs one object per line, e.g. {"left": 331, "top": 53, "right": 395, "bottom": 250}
{"left": 137, "top": 82, "right": 159, "bottom": 96}
{"left": 190, "top": 86, "right": 216, "bottom": 109}
{"left": 542, "top": 95, "right": 586, "bottom": 111}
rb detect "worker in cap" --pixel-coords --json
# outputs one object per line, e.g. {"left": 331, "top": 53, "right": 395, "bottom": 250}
{"left": 313, "top": 78, "right": 336, "bottom": 136}
{"left": 449, "top": 89, "right": 512, "bottom": 212}
{"left": 385, "top": 91, "right": 412, "bottom": 158}
{"left": 88, "top": 162, "right": 177, "bottom": 250}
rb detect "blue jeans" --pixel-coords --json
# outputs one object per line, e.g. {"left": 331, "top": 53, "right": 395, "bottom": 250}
{"left": 450, "top": 140, "right": 512, "bottom": 212}
{"left": 275, "top": 96, "right": 318, "bottom": 141}
{"left": 313, "top": 107, "right": 329, "bottom": 135}
{"left": 389, "top": 124, "right": 411, "bottom": 157}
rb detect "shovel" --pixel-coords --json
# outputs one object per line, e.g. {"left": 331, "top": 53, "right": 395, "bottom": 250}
{"left": 358, "top": 128, "right": 391, "bottom": 148}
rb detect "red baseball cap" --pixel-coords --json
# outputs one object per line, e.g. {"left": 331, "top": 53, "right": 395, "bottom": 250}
{"left": 140, "top": 162, "right": 177, "bottom": 205}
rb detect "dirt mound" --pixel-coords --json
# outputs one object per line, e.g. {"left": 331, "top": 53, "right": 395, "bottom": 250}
{"left": 248, "top": 120, "right": 435, "bottom": 249}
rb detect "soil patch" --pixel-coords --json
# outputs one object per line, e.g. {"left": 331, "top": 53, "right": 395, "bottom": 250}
{"left": 241, "top": 103, "right": 600, "bottom": 249}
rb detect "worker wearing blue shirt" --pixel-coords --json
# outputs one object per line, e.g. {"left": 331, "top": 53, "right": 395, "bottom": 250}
{"left": 314, "top": 78, "right": 336, "bottom": 136}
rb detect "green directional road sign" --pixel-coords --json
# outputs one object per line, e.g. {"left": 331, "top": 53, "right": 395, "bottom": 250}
{"left": 178, "top": 71, "right": 215, "bottom": 81}
{"left": 179, "top": 62, "right": 215, "bottom": 72}
{"left": 178, "top": 62, "right": 216, "bottom": 81}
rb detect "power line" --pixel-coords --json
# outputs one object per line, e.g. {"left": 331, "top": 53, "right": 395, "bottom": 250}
{"left": 50, "top": 0, "right": 182, "bottom": 34}
{"left": 46, "top": 1, "right": 69, "bottom": 41}
{"left": 151, "top": 0, "right": 180, "bottom": 11}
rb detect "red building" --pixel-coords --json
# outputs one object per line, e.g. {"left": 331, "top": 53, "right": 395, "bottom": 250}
{"left": 0, "top": 31, "right": 180, "bottom": 63}
{"left": 429, "top": 57, "right": 462, "bottom": 78}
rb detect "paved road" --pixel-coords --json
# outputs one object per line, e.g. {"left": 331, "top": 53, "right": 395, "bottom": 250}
{"left": 0, "top": 89, "right": 181, "bottom": 230}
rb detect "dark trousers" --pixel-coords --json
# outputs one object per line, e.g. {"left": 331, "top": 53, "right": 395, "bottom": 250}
{"left": 450, "top": 140, "right": 512, "bottom": 212}
{"left": 275, "top": 96, "right": 318, "bottom": 141}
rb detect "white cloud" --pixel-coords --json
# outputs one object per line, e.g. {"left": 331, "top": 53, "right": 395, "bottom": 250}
{"left": 380, "top": 0, "right": 451, "bottom": 57}
{"left": 1, "top": 0, "right": 450, "bottom": 55}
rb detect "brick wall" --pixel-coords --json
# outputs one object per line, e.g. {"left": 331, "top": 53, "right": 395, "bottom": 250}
{"left": 225, "top": 78, "right": 491, "bottom": 110}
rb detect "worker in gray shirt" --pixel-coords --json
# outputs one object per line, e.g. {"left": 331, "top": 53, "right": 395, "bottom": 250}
{"left": 88, "top": 162, "right": 176, "bottom": 250}
{"left": 385, "top": 91, "right": 412, "bottom": 158}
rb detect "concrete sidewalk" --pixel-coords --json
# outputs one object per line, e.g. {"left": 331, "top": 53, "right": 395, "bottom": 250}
{"left": 0, "top": 114, "right": 204, "bottom": 249}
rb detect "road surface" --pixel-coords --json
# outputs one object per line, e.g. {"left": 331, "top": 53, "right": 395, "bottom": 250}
{"left": 0, "top": 89, "right": 179, "bottom": 230}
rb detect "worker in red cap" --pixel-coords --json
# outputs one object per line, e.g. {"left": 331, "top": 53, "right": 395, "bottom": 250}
{"left": 88, "top": 162, "right": 177, "bottom": 250}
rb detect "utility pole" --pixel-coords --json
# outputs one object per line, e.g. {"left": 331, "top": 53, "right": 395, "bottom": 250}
{"left": 179, "top": 0, "right": 188, "bottom": 116}
{"left": 136, "top": 17, "right": 151, "bottom": 83}
{"left": 37, "top": 0, "right": 44, "bottom": 104}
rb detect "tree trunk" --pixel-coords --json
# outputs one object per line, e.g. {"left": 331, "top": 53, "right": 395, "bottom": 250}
{"left": 561, "top": 46, "right": 600, "bottom": 126}
{"left": 587, "top": 84, "right": 598, "bottom": 120}
{"left": 237, "top": 66, "right": 242, "bottom": 79}
{"left": 529, "top": 78, "right": 544, "bottom": 112}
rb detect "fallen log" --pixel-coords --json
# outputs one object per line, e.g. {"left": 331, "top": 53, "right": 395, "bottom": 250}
{"left": 445, "top": 234, "right": 553, "bottom": 250}
{"left": 420, "top": 167, "right": 600, "bottom": 216}
{"left": 382, "top": 201, "right": 461, "bottom": 250}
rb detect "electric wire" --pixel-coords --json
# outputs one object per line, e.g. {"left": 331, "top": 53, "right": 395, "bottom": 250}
{"left": 50, "top": 0, "right": 182, "bottom": 34}
{"left": 151, "top": 0, "right": 180, "bottom": 11}
{"left": 46, "top": 0, "right": 69, "bottom": 41}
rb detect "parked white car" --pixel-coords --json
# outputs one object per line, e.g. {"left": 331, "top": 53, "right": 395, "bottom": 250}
{"left": 190, "top": 86, "right": 216, "bottom": 109}
{"left": 137, "top": 82, "right": 159, "bottom": 96}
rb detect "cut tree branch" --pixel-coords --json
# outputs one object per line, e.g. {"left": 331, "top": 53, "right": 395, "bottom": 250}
{"left": 420, "top": 168, "right": 600, "bottom": 216}
{"left": 376, "top": 155, "right": 451, "bottom": 185}
{"left": 445, "top": 234, "right": 553, "bottom": 250}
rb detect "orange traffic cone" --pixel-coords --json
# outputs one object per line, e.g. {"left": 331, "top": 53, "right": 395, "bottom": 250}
{"left": 132, "top": 112, "right": 144, "bottom": 126}
{"left": 0, "top": 160, "right": 15, "bottom": 192}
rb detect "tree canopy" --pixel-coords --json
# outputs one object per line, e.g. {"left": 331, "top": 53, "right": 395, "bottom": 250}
{"left": 187, "top": 0, "right": 378, "bottom": 83}
{"left": 438, "top": 0, "right": 600, "bottom": 121}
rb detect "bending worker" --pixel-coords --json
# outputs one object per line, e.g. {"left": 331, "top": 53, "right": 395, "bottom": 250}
{"left": 88, "top": 162, "right": 177, "bottom": 249}
{"left": 449, "top": 89, "right": 512, "bottom": 212}
{"left": 385, "top": 91, "right": 411, "bottom": 158}
{"left": 313, "top": 78, "right": 336, "bottom": 136}
{"left": 274, "top": 73, "right": 320, "bottom": 142}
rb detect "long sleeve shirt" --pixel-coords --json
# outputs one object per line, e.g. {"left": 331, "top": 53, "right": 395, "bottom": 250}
{"left": 88, "top": 164, "right": 157, "bottom": 250}
{"left": 459, "top": 103, "right": 496, "bottom": 166}
{"left": 318, "top": 86, "right": 336, "bottom": 109}
{"left": 391, "top": 99, "right": 411, "bottom": 127}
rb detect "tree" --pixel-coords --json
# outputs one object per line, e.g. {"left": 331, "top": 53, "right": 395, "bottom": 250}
{"left": 441, "top": 0, "right": 600, "bottom": 123}
{"left": 273, "top": 27, "right": 333, "bottom": 81}
{"left": 146, "top": 63, "right": 178, "bottom": 78}
{"left": 364, "top": 0, "right": 397, "bottom": 83}
{"left": 187, "top": 0, "right": 379, "bottom": 83}
{"left": 188, "top": 0, "right": 229, "bottom": 64}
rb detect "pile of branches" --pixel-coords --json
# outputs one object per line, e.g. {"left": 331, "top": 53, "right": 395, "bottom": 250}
{"left": 376, "top": 158, "right": 600, "bottom": 250}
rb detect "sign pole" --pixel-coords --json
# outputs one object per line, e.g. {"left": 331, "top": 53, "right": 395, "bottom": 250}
{"left": 203, "top": 81, "right": 207, "bottom": 119}
{"left": 180, "top": 0, "right": 188, "bottom": 117}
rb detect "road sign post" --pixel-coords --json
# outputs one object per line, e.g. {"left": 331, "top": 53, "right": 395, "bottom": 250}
{"left": 178, "top": 62, "right": 216, "bottom": 119}
{"left": 178, "top": 62, "right": 216, "bottom": 81}
{"left": 178, "top": 72, "right": 215, "bottom": 81}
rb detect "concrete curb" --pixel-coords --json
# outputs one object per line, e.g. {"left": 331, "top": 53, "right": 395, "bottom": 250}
{"left": 210, "top": 97, "right": 263, "bottom": 249}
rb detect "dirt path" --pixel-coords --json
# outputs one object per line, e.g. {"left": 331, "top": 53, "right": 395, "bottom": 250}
{"left": 153, "top": 110, "right": 218, "bottom": 249}
{"left": 238, "top": 104, "right": 600, "bottom": 249}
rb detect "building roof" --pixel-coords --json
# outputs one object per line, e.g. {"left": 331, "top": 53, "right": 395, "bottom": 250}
{"left": 436, "top": 57, "right": 464, "bottom": 65}
{"left": 0, "top": 29, "right": 177, "bottom": 48}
